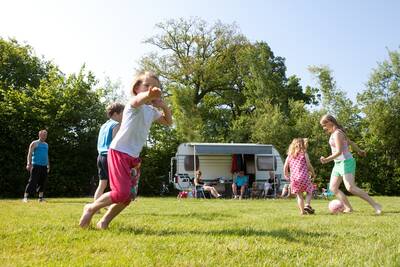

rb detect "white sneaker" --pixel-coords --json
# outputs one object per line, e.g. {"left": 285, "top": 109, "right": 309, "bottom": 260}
{"left": 22, "top": 198, "right": 28, "bottom": 203}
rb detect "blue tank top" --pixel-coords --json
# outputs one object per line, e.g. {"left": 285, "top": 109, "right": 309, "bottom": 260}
{"left": 32, "top": 141, "right": 49, "bottom": 166}
{"left": 97, "top": 119, "right": 119, "bottom": 155}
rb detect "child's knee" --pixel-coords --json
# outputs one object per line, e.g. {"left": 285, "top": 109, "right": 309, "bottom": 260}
{"left": 346, "top": 185, "right": 358, "bottom": 194}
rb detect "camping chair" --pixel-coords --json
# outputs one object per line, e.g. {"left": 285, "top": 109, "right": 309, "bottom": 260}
{"left": 264, "top": 174, "right": 280, "bottom": 198}
{"left": 195, "top": 185, "right": 206, "bottom": 198}
{"left": 312, "top": 183, "right": 319, "bottom": 199}
{"left": 250, "top": 181, "right": 264, "bottom": 199}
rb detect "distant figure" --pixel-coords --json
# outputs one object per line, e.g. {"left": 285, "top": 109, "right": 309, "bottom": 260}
{"left": 232, "top": 170, "right": 248, "bottom": 200}
{"left": 319, "top": 114, "right": 381, "bottom": 214}
{"left": 94, "top": 102, "right": 125, "bottom": 202}
{"left": 280, "top": 183, "right": 291, "bottom": 198}
{"left": 194, "top": 170, "right": 221, "bottom": 198}
{"left": 79, "top": 71, "right": 172, "bottom": 229}
{"left": 23, "top": 129, "right": 50, "bottom": 202}
{"left": 284, "top": 138, "right": 316, "bottom": 215}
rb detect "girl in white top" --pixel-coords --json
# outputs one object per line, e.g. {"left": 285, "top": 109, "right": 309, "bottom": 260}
{"left": 79, "top": 71, "right": 172, "bottom": 229}
{"left": 319, "top": 114, "right": 381, "bottom": 214}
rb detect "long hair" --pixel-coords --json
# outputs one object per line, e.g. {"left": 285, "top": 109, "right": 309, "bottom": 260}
{"left": 131, "top": 71, "right": 161, "bottom": 95}
{"left": 320, "top": 114, "right": 348, "bottom": 138}
{"left": 287, "top": 138, "right": 306, "bottom": 157}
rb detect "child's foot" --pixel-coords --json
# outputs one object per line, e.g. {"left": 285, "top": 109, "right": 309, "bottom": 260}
{"left": 343, "top": 208, "right": 353, "bottom": 213}
{"left": 22, "top": 198, "right": 28, "bottom": 203}
{"left": 79, "top": 204, "right": 95, "bottom": 228}
{"left": 304, "top": 205, "right": 315, "bottom": 214}
{"left": 374, "top": 204, "right": 382, "bottom": 215}
{"left": 96, "top": 220, "right": 109, "bottom": 230}
{"left": 38, "top": 198, "right": 47, "bottom": 202}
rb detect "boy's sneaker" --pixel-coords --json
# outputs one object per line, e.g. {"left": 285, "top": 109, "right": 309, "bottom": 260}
{"left": 22, "top": 198, "right": 28, "bottom": 203}
{"left": 304, "top": 205, "right": 315, "bottom": 214}
{"left": 38, "top": 198, "right": 47, "bottom": 202}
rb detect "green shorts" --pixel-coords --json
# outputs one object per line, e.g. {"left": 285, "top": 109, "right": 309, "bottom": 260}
{"left": 331, "top": 158, "right": 356, "bottom": 178}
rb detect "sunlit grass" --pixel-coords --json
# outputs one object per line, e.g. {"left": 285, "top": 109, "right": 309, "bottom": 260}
{"left": 1, "top": 196, "right": 399, "bottom": 266}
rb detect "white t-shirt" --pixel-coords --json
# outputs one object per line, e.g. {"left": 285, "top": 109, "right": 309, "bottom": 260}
{"left": 110, "top": 103, "right": 162, "bottom": 157}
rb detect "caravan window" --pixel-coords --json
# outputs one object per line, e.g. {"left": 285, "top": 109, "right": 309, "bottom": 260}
{"left": 257, "top": 156, "right": 276, "bottom": 171}
{"left": 184, "top": 155, "right": 199, "bottom": 171}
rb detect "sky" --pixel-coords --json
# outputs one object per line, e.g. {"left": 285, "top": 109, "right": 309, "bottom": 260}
{"left": 1, "top": 0, "right": 399, "bottom": 101}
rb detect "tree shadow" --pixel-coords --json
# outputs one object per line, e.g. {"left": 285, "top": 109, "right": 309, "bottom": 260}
{"left": 114, "top": 225, "right": 329, "bottom": 245}
{"left": 132, "top": 212, "right": 237, "bottom": 221}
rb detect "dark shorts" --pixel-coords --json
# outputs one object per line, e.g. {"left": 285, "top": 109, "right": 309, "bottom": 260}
{"left": 97, "top": 154, "right": 109, "bottom": 180}
{"left": 25, "top": 165, "right": 48, "bottom": 195}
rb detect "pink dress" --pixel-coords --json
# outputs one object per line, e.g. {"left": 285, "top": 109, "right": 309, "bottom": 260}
{"left": 287, "top": 153, "right": 313, "bottom": 194}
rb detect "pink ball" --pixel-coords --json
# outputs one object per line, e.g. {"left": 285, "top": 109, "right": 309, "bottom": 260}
{"left": 328, "top": 199, "right": 345, "bottom": 214}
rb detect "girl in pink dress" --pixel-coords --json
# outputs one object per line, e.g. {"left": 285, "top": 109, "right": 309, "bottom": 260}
{"left": 284, "top": 138, "right": 316, "bottom": 215}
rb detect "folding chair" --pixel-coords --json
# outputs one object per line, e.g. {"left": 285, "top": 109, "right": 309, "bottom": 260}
{"left": 195, "top": 185, "right": 206, "bottom": 198}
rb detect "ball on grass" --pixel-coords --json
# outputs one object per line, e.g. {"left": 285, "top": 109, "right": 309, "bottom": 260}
{"left": 328, "top": 199, "right": 345, "bottom": 214}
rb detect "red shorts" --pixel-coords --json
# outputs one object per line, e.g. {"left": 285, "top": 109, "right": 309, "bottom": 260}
{"left": 107, "top": 149, "right": 141, "bottom": 204}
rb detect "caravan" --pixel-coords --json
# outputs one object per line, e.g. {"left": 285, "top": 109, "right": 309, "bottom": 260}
{"left": 170, "top": 143, "right": 284, "bottom": 197}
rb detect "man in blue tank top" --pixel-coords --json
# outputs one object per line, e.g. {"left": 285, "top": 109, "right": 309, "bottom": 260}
{"left": 23, "top": 129, "right": 49, "bottom": 202}
{"left": 94, "top": 103, "right": 125, "bottom": 202}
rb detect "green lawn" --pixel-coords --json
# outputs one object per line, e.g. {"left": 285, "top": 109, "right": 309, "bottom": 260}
{"left": 1, "top": 196, "right": 399, "bottom": 266}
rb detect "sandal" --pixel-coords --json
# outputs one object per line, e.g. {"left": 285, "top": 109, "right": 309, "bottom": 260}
{"left": 304, "top": 205, "right": 315, "bottom": 214}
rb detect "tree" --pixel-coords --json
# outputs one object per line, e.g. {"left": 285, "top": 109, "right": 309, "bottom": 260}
{"left": 141, "top": 18, "right": 312, "bottom": 143}
{"left": 357, "top": 49, "right": 400, "bottom": 195}
{"left": 0, "top": 38, "right": 106, "bottom": 197}
{"left": 0, "top": 38, "right": 51, "bottom": 92}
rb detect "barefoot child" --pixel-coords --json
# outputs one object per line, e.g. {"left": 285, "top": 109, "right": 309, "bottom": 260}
{"left": 319, "top": 114, "right": 381, "bottom": 215}
{"left": 284, "top": 138, "right": 316, "bottom": 215}
{"left": 79, "top": 71, "right": 172, "bottom": 229}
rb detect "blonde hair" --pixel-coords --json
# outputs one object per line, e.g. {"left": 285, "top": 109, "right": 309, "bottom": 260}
{"left": 287, "top": 138, "right": 307, "bottom": 157}
{"left": 131, "top": 71, "right": 161, "bottom": 95}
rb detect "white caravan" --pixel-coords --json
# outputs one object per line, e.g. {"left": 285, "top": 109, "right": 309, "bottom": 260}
{"left": 170, "top": 143, "right": 284, "bottom": 196}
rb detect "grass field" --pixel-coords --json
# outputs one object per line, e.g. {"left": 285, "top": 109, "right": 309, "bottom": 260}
{"left": 1, "top": 196, "right": 399, "bottom": 266}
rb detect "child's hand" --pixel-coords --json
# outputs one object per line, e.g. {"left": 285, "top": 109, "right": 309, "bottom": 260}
{"left": 148, "top": 87, "right": 162, "bottom": 100}
{"left": 320, "top": 156, "right": 328, "bottom": 164}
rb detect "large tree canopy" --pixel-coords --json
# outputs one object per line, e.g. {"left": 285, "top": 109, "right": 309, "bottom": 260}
{"left": 140, "top": 18, "right": 312, "bottom": 142}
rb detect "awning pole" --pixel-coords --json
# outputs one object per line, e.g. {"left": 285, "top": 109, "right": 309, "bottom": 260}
{"left": 193, "top": 145, "right": 197, "bottom": 177}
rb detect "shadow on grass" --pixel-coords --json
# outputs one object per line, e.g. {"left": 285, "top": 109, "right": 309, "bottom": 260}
{"left": 48, "top": 199, "right": 91, "bottom": 204}
{"left": 114, "top": 226, "right": 328, "bottom": 244}
{"left": 133, "top": 212, "right": 237, "bottom": 221}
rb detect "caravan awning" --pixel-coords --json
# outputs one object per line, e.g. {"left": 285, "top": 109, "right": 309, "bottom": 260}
{"left": 190, "top": 144, "right": 273, "bottom": 155}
